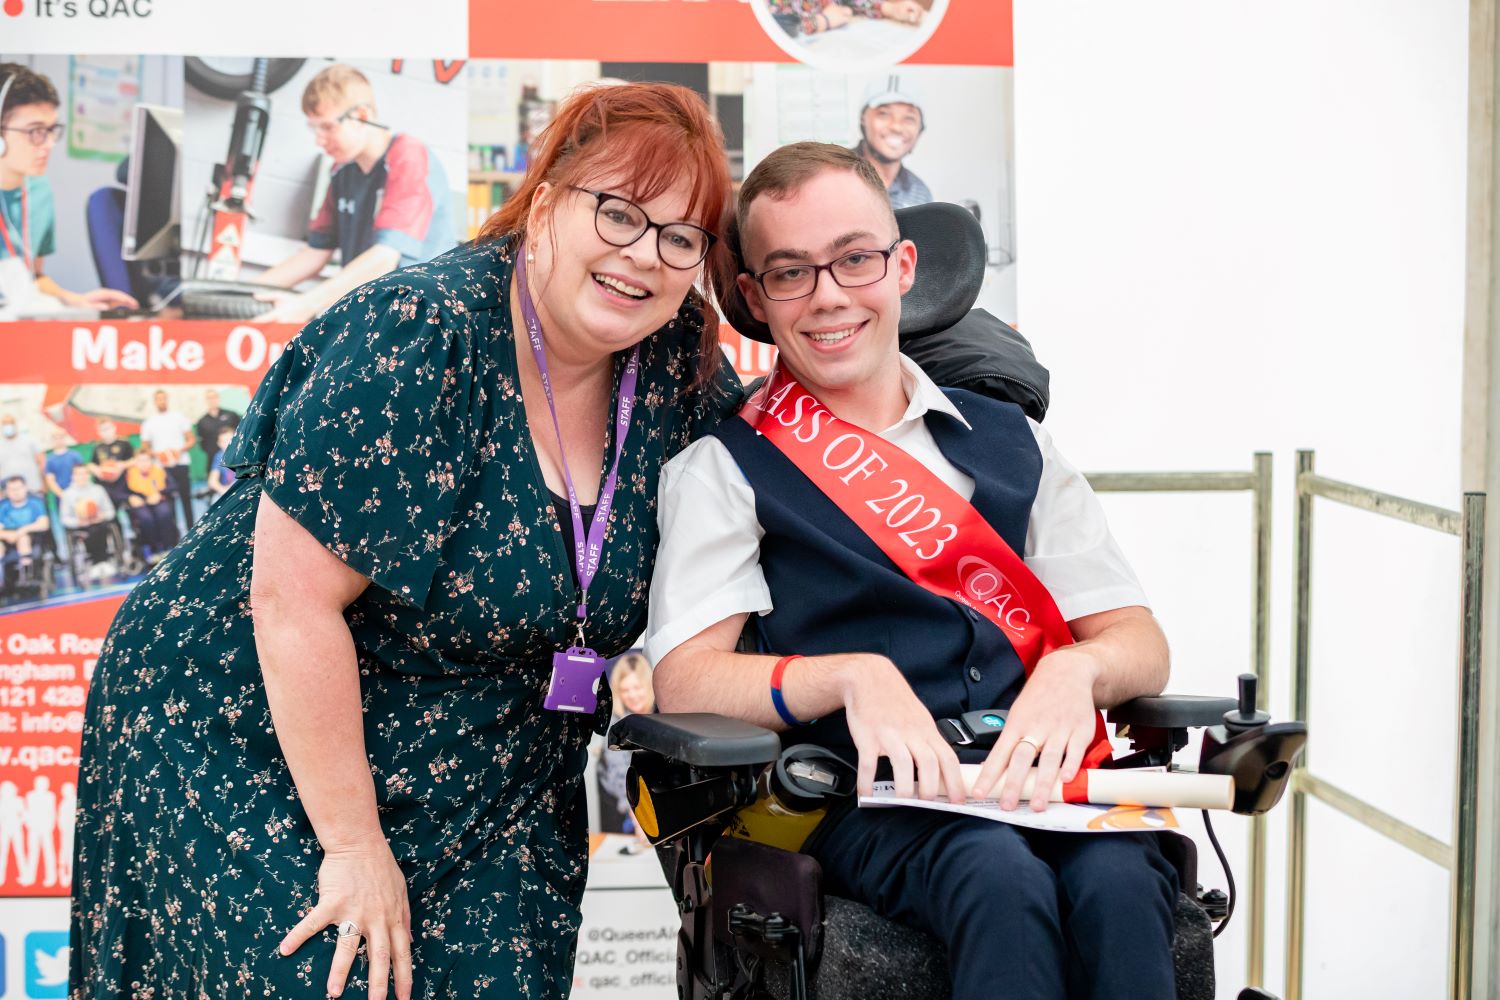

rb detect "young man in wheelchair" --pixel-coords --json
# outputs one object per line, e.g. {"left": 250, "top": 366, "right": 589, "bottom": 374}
{"left": 645, "top": 142, "right": 1178, "bottom": 999}
{"left": 58, "top": 463, "right": 120, "bottom": 582}
{"left": 0, "top": 474, "right": 50, "bottom": 589}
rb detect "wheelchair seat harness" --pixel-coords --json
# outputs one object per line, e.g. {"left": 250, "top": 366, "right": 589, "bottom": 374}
{"left": 938, "top": 708, "right": 1013, "bottom": 748}
{"left": 741, "top": 366, "right": 1114, "bottom": 795}
{"left": 518, "top": 245, "right": 641, "bottom": 715}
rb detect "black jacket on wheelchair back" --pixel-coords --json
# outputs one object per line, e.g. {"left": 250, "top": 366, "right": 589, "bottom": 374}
{"left": 901, "top": 308, "right": 1049, "bottom": 423}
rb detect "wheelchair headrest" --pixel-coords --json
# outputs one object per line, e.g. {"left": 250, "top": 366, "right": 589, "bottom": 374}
{"left": 725, "top": 201, "right": 987, "bottom": 345}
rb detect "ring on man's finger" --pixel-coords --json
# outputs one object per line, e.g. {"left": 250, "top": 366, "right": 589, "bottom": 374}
{"left": 1015, "top": 737, "right": 1042, "bottom": 755}
{"left": 336, "top": 920, "right": 360, "bottom": 938}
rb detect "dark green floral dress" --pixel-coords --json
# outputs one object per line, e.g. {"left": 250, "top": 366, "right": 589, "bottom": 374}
{"left": 69, "top": 239, "right": 740, "bottom": 999}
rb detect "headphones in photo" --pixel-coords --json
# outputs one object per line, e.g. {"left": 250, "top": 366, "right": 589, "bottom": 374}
{"left": 0, "top": 73, "right": 14, "bottom": 159}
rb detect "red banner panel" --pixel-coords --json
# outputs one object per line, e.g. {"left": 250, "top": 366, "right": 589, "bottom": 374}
{"left": 0, "top": 595, "right": 126, "bottom": 897}
{"left": 470, "top": 0, "right": 1012, "bottom": 67}
{"left": 1, "top": 321, "right": 296, "bottom": 386}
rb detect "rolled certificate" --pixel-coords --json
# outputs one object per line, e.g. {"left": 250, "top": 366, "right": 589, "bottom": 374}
{"left": 957, "top": 763, "right": 1234, "bottom": 811}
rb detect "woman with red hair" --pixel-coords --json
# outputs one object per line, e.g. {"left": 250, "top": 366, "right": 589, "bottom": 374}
{"left": 71, "top": 83, "right": 738, "bottom": 1000}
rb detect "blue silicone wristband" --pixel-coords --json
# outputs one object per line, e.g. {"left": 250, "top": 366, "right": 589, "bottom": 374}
{"left": 770, "top": 654, "right": 811, "bottom": 726}
{"left": 770, "top": 684, "right": 805, "bottom": 727}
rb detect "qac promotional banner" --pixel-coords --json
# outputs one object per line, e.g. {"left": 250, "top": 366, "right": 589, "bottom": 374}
{"left": 0, "top": 2, "right": 1012, "bottom": 997}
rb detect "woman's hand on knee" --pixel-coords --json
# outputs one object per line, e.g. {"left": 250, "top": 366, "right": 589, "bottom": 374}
{"left": 278, "top": 837, "right": 414, "bottom": 1000}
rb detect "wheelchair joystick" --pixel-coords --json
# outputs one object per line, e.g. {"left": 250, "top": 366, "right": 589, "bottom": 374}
{"left": 1200, "top": 674, "right": 1307, "bottom": 816}
{"left": 1223, "top": 673, "right": 1271, "bottom": 735}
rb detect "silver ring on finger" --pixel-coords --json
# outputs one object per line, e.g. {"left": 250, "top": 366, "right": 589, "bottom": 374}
{"left": 336, "top": 920, "right": 360, "bottom": 939}
{"left": 1016, "top": 737, "right": 1042, "bottom": 756}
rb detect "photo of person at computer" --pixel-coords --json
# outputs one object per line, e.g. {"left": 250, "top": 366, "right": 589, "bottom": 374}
{"left": 0, "top": 61, "right": 144, "bottom": 322}
{"left": 250, "top": 64, "right": 458, "bottom": 324}
{"left": 176, "top": 58, "right": 465, "bottom": 324}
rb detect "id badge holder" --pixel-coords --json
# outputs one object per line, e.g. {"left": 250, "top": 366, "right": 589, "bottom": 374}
{"left": 545, "top": 646, "right": 605, "bottom": 714}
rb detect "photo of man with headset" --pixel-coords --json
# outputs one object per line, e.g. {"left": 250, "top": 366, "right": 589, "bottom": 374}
{"left": 0, "top": 62, "right": 139, "bottom": 319}
{"left": 251, "top": 63, "right": 456, "bottom": 324}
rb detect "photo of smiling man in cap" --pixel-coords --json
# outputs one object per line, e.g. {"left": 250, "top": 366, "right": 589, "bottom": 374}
{"left": 853, "top": 76, "right": 931, "bottom": 210}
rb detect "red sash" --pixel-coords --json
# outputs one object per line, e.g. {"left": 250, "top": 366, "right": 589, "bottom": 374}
{"left": 741, "top": 369, "right": 1113, "bottom": 797}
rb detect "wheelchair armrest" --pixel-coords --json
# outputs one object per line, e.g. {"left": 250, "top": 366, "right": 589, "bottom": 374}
{"left": 608, "top": 712, "right": 782, "bottom": 768}
{"left": 1107, "top": 694, "right": 1238, "bottom": 730}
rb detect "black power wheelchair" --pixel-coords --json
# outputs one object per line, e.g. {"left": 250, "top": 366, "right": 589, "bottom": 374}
{"left": 608, "top": 203, "right": 1308, "bottom": 1000}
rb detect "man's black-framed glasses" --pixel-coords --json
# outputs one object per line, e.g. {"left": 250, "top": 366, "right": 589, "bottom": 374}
{"left": 569, "top": 186, "right": 716, "bottom": 270}
{"left": 0, "top": 123, "right": 65, "bottom": 147}
{"left": 746, "top": 239, "right": 902, "bottom": 301}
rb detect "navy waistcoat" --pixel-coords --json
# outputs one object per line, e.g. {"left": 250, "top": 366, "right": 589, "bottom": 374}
{"left": 712, "top": 388, "right": 1044, "bottom": 764}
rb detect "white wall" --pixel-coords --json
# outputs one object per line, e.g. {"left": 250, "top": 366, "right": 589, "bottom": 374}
{"left": 1013, "top": 2, "right": 1469, "bottom": 997}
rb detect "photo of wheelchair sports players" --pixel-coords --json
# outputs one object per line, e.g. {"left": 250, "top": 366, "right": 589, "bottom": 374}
{"left": 0, "top": 55, "right": 184, "bottom": 323}
{"left": 0, "top": 383, "right": 246, "bottom": 609}
{"left": 177, "top": 57, "right": 466, "bottom": 325}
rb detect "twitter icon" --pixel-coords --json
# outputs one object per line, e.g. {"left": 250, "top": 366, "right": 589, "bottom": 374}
{"left": 24, "top": 931, "right": 68, "bottom": 999}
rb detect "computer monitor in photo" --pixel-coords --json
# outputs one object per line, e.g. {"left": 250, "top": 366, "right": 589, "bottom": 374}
{"left": 123, "top": 104, "right": 184, "bottom": 262}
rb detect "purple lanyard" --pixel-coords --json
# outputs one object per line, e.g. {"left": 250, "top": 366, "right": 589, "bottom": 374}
{"left": 516, "top": 244, "right": 640, "bottom": 638}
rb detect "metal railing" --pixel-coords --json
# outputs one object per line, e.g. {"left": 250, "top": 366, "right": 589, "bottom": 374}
{"left": 1085, "top": 452, "right": 1275, "bottom": 986}
{"left": 1284, "top": 450, "right": 1487, "bottom": 1000}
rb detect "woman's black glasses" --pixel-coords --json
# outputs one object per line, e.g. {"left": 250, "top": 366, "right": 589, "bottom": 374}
{"left": 570, "top": 186, "right": 716, "bottom": 270}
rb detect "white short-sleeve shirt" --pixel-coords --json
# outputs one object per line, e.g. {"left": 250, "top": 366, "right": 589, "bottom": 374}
{"left": 140, "top": 410, "right": 193, "bottom": 466}
{"left": 644, "top": 356, "right": 1150, "bottom": 665}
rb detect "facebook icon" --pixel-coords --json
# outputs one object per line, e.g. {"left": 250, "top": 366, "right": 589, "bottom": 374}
{"left": 24, "top": 931, "right": 68, "bottom": 999}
